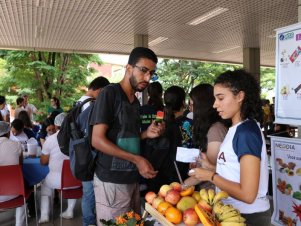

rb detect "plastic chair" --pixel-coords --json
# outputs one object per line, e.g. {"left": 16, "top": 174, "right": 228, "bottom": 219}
{"left": 58, "top": 159, "right": 83, "bottom": 226}
{"left": 0, "top": 164, "right": 34, "bottom": 226}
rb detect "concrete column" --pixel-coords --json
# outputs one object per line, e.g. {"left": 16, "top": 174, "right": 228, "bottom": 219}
{"left": 243, "top": 47, "right": 260, "bottom": 82}
{"left": 134, "top": 34, "right": 149, "bottom": 105}
{"left": 134, "top": 34, "right": 148, "bottom": 48}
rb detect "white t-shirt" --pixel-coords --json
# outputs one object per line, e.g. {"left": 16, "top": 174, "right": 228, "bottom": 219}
{"left": 42, "top": 131, "right": 69, "bottom": 189}
{"left": 0, "top": 137, "right": 22, "bottom": 202}
{"left": 216, "top": 119, "right": 270, "bottom": 214}
{"left": 24, "top": 103, "right": 38, "bottom": 120}
{"left": 0, "top": 105, "right": 10, "bottom": 118}
{"left": 10, "top": 131, "right": 29, "bottom": 151}
{"left": 77, "top": 95, "right": 93, "bottom": 112}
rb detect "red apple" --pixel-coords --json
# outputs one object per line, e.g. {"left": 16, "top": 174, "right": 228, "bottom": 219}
{"left": 145, "top": 191, "right": 157, "bottom": 204}
{"left": 158, "top": 184, "right": 172, "bottom": 197}
{"left": 198, "top": 199, "right": 212, "bottom": 213}
{"left": 183, "top": 208, "right": 199, "bottom": 226}
{"left": 170, "top": 182, "right": 182, "bottom": 192}
{"left": 165, "top": 189, "right": 181, "bottom": 205}
{"left": 152, "top": 196, "right": 164, "bottom": 209}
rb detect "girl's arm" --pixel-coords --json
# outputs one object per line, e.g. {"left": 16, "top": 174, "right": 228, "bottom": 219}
{"left": 190, "top": 154, "right": 260, "bottom": 204}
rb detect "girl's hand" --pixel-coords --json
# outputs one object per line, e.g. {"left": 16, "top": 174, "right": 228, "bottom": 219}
{"left": 199, "top": 152, "right": 216, "bottom": 171}
{"left": 188, "top": 167, "right": 213, "bottom": 182}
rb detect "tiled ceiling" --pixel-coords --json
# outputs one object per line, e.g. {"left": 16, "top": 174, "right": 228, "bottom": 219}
{"left": 0, "top": 0, "right": 298, "bottom": 66}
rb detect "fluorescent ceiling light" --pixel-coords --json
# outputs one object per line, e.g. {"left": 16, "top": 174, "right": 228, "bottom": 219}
{"left": 188, "top": 7, "right": 229, "bottom": 25}
{"left": 211, "top": 46, "right": 240, "bottom": 54}
{"left": 149, "top": 37, "right": 168, "bottom": 46}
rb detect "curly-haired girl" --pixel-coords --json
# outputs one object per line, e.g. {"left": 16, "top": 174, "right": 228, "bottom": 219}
{"left": 189, "top": 69, "right": 271, "bottom": 225}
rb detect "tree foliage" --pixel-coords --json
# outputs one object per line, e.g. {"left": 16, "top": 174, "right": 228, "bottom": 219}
{"left": 157, "top": 59, "right": 241, "bottom": 94}
{"left": 0, "top": 50, "right": 100, "bottom": 111}
{"left": 157, "top": 59, "right": 275, "bottom": 99}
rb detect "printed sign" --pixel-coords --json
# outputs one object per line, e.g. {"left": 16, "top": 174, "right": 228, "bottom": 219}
{"left": 276, "top": 22, "right": 301, "bottom": 125}
{"left": 271, "top": 136, "right": 301, "bottom": 226}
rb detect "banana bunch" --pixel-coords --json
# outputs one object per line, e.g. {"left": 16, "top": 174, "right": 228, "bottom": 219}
{"left": 199, "top": 189, "right": 229, "bottom": 206}
{"left": 213, "top": 202, "right": 246, "bottom": 226}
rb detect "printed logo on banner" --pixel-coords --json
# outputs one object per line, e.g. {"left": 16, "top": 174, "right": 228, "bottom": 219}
{"left": 275, "top": 142, "right": 295, "bottom": 151}
{"left": 296, "top": 33, "right": 301, "bottom": 41}
{"left": 279, "top": 32, "right": 294, "bottom": 41}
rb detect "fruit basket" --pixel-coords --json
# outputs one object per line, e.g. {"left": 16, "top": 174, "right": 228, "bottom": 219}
{"left": 145, "top": 203, "right": 203, "bottom": 226}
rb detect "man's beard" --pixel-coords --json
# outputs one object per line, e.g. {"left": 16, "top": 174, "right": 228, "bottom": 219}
{"left": 129, "top": 74, "right": 148, "bottom": 92}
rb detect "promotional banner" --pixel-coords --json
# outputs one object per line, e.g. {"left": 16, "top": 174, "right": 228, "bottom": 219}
{"left": 271, "top": 136, "right": 301, "bottom": 226}
{"left": 275, "top": 22, "right": 301, "bottom": 125}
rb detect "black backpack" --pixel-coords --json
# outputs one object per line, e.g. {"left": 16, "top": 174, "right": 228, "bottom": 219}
{"left": 69, "top": 101, "right": 96, "bottom": 181}
{"left": 57, "top": 98, "right": 94, "bottom": 156}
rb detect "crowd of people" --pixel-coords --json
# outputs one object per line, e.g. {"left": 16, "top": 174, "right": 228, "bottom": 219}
{"left": 0, "top": 46, "right": 287, "bottom": 226}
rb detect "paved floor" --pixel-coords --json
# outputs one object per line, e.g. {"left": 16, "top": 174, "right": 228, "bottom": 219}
{"left": 0, "top": 198, "right": 83, "bottom": 226}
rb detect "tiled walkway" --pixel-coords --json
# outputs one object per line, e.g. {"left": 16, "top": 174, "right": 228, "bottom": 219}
{"left": 0, "top": 198, "right": 83, "bottom": 226}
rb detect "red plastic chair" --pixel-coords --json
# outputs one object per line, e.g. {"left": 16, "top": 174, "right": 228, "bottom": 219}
{"left": 0, "top": 164, "right": 33, "bottom": 226}
{"left": 58, "top": 159, "right": 82, "bottom": 226}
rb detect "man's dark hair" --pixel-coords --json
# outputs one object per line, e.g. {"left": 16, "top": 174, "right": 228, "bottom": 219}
{"left": 88, "top": 77, "right": 110, "bottom": 90}
{"left": 16, "top": 97, "right": 24, "bottom": 105}
{"left": 0, "top": 96, "right": 6, "bottom": 105}
{"left": 11, "top": 119, "right": 24, "bottom": 131}
{"left": 128, "top": 47, "right": 158, "bottom": 65}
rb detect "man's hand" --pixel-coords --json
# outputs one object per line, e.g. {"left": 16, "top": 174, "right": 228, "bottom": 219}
{"left": 142, "top": 121, "right": 165, "bottom": 139}
{"left": 134, "top": 155, "right": 158, "bottom": 179}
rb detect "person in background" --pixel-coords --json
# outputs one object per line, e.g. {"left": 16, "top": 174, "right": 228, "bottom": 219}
{"left": 38, "top": 115, "right": 57, "bottom": 146}
{"left": 90, "top": 47, "right": 163, "bottom": 222}
{"left": 0, "top": 121, "right": 25, "bottom": 226}
{"left": 145, "top": 86, "right": 193, "bottom": 192}
{"left": 188, "top": 84, "right": 228, "bottom": 172}
{"left": 22, "top": 94, "right": 38, "bottom": 121}
{"left": 17, "top": 110, "right": 40, "bottom": 139}
{"left": 0, "top": 95, "right": 10, "bottom": 122}
{"left": 76, "top": 76, "right": 110, "bottom": 226}
{"left": 139, "top": 81, "right": 164, "bottom": 131}
{"left": 139, "top": 81, "right": 164, "bottom": 195}
{"left": 39, "top": 113, "right": 77, "bottom": 223}
{"left": 47, "top": 97, "right": 63, "bottom": 116}
{"left": 14, "top": 97, "right": 26, "bottom": 119}
{"left": 189, "top": 70, "right": 271, "bottom": 225}
{"left": 262, "top": 99, "right": 272, "bottom": 137}
{"left": 10, "top": 119, "right": 30, "bottom": 151}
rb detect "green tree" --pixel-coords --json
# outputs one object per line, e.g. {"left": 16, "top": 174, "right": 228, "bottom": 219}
{"left": 157, "top": 59, "right": 241, "bottom": 93}
{"left": 157, "top": 59, "right": 275, "bottom": 99}
{"left": 0, "top": 50, "right": 101, "bottom": 111}
{"left": 260, "top": 67, "right": 276, "bottom": 100}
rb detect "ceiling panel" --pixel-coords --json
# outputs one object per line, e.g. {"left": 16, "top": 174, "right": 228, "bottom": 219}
{"left": 0, "top": 0, "right": 298, "bottom": 66}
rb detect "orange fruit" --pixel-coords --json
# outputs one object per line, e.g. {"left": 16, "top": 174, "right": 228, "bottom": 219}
{"left": 157, "top": 201, "right": 172, "bottom": 215}
{"left": 165, "top": 206, "right": 182, "bottom": 224}
{"left": 180, "top": 186, "right": 195, "bottom": 196}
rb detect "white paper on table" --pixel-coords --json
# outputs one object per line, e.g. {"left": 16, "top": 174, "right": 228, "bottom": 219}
{"left": 176, "top": 147, "right": 200, "bottom": 163}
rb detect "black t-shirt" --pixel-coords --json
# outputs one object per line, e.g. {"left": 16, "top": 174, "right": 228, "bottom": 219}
{"left": 90, "top": 83, "right": 141, "bottom": 184}
{"left": 145, "top": 115, "right": 193, "bottom": 192}
{"left": 139, "top": 104, "right": 163, "bottom": 132}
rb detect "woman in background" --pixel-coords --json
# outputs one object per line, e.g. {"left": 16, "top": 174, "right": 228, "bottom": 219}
{"left": 146, "top": 86, "right": 193, "bottom": 192}
{"left": 47, "top": 97, "right": 63, "bottom": 115}
{"left": 189, "top": 84, "right": 228, "bottom": 170}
